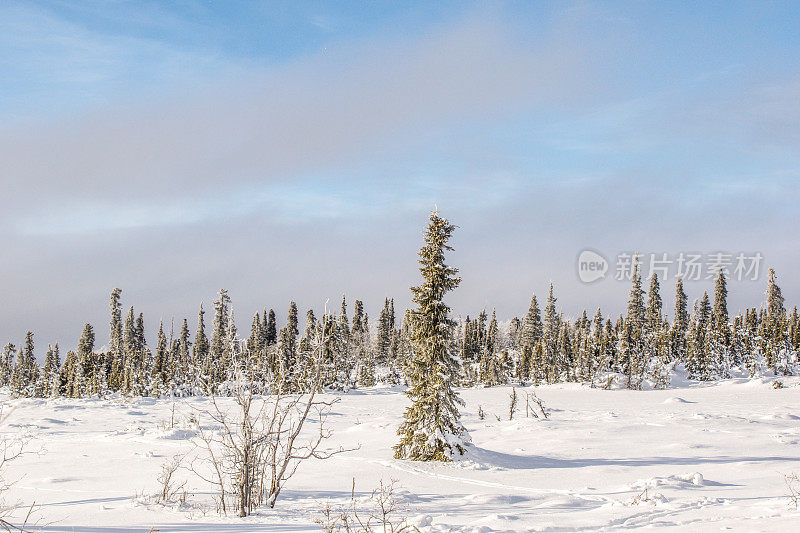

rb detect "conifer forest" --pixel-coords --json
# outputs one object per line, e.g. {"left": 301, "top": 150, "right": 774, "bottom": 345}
{"left": 5, "top": 213, "right": 797, "bottom": 401}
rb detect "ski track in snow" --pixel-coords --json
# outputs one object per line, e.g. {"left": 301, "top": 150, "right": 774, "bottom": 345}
{"left": 2, "top": 379, "right": 800, "bottom": 531}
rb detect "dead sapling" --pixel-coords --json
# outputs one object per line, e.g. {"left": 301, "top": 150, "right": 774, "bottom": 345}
{"left": 785, "top": 472, "right": 800, "bottom": 509}
{"left": 157, "top": 454, "right": 187, "bottom": 505}
{"left": 630, "top": 487, "right": 651, "bottom": 505}
{"left": 523, "top": 391, "right": 548, "bottom": 419}
{"left": 530, "top": 391, "right": 549, "bottom": 419}
{"left": 508, "top": 387, "right": 518, "bottom": 421}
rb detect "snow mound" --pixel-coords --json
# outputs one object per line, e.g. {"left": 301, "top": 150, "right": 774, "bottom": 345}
{"left": 631, "top": 472, "right": 705, "bottom": 491}
{"left": 410, "top": 514, "right": 433, "bottom": 528}
{"left": 663, "top": 397, "right": 694, "bottom": 404}
{"left": 155, "top": 428, "right": 196, "bottom": 440}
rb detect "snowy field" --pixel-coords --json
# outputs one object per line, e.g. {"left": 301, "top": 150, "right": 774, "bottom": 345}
{"left": 3, "top": 377, "right": 800, "bottom": 532}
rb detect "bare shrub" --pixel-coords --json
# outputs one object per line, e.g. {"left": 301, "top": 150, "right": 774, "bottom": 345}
{"left": 190, "top": 315, "right": 351, "bottom": 517}
{"left": 524, "top": 391, "right": 548, "bottom": 419}
{"left": 316, "top": 479, "right": 419, "bottom": 532}
{"left": 785, "top": 472, "right": 800, "bottom": 509}
{"left": 0, "top": 406, "right": 38, "bottom": 532}
{"left": 157, "top": 454, "right": 186, "bottom": 504}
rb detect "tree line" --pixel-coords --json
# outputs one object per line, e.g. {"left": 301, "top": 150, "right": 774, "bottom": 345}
{"left": 2, "top": 251, "right": 797, "bottom": 399}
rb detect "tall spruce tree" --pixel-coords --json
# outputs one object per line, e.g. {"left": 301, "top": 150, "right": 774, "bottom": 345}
{"left": 154, "top": 320, "right": 168, "bottom": 390}
{"left": 712, "top": 270, "right": 729, "bottom": 331}
{"left": 764, "top": 268, "right": 789, "bottom": 373}
{"left": 277, "top": 302, "right": 300, "bottom": 390}
{"left": 75, "top": 324, "right": 95, "bottom": 396}
{"left": 766, "top": 268, "right": 786, "bottom": 320}
{"left": 265, "top": 309, "right": 278, "bottom": 346}
{"left": 135, "top": 313, "right": 146, "bottom": 353}
{"left": 43, "top": 343, "right": 59, "bottom": 396}
{"left": 395, "top": 211, "right": 469, "bottom": 461}
{"left": 109, "top": 288, "right": 123, "bottom": 356}
{"left": 210, "top": 289, "right": 231, "bottom": 364}
{"left": 338, "top": 296, "right": 350, "bottom": 343}
{"left": 672, "top": 277, "right": 689, "bottom": 361}
{"left": 12, "top": 332, "right": 37, "bottom": 395}
{"left": 178, "top": 318, "right": 191, "bottom": 382}
{"left": 0, "top": 343, "right": 14, "bottom": 386}
{"left": 377, "top": 298, "right": 392, "bottom": 362}
{"left": 622, "top": 255, "right": 645, "bottom": 388}
{"left": 543, "top": 284, "right": 559, "bottom": 382}
{"left": 686, "top": 293, "right": 713, "bottom": 379}
{"left": 123, "top": 307, "right": 136, "bottom": 361}
{"left": 194, "top": 304, "right": 209, "bottom": 363}
{"left": 645, "top": 273, "right": 663, "bottom": 333}
{"left": 248, "top": 312, "right": 263, "bottom": 356}
{"left": 626, "top": 255, "right": 645, "bottom": 337}
{"left": 521, "top": 294, "right": 543, "bottom": 350}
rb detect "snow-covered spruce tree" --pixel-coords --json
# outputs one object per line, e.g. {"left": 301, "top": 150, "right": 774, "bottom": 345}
{"left": 732, "top": 312, "right": 754, "bottom": 376}
{"left": 319, "top": 312, "right": 339, "bottom": 388}
{"left": 174, "top": 318, "right": 191, "bottom": 389}
{"left": 542, "top": 284, "right": 560, "bottom": 384}
{"left": 0, "top": 343, "right": 14, "bottom": 387}
{"left": 686, "top": 293, "right": 713, "bottom": 380}
{"left": 352, "top": 300, "right": 375, "bottom": 387}
{"left": 395, "top": 211, "right": 469, "bottom": 461}
{"left": 459, "top": 316, "right": 481, "bottom": 384}
{"left": 132, "top": 312, "right": 148, "bottom": 395}
{"left": 122, "top": 307, "right": 137, "bottom": 394}
{"left": 621, "top": 255, "right": 646, "bottom": 389}
{"left": 644, "top": 274, "right": 670, "bottom": 387}
{"left": 108, "top": 288, "right": 124, "bottom": 388}
{"left": 588, "top": 309, "right": 606, "bottom": 383}
{"left": 557, "top": 322, "right": 574, "bottom": 381}
{"left": 645, "top": 274, "right": 663, "bottom": 333}
{"left": 11, "top": 332, "right": 38, "bottom": 397}
{"left": 519, "top": 294, "right": 543, "bottom": 381}
{"left": 59, "top": 350, "right": 77, "bottom": 397}
{"left": 789, "top": 307, "right": 800, "bottom": 352}
{"left": 790, "top": 307, "right": 800, "bottom": 350}
{"left": 193, "top": 304, "right": 209, "bottom": 393}
{"left": 276, "top": 302, "right": 300, "bottom": 391}
{"left": 479, "top": 309, "right": 504, "bottom": 386}
{"left": 42, "top": 344, "right": 59, "bottom": 396}
{"left": 264, "top": 309, "right": 277, "bottom": 347}
{"left": 712, "top": 270, "right": 730, "bottom": 343}
{"left": 247, "top": 312, "right": 263, "bottom": 363}
{"left": 208, "top": 289, "right": 231, "bottom": 387}
{"left": 508, "top": 317, "right": 522, "bottom": 351}
{"left": 152, "top": 320, "right": 168, "bottom": 395}
{"left": 335, "top": 296, "right": 355, "bottom": 389}
{"left": 709, "top": 269, "right": 733, "bottom": 377}
{"left": 763, "top": 268, "right": 794, "bottom": 374}
{"left": 748, "top": 308, "right": 770, "bottom": 376}
{"left": 376, "top": 298, "right": 393, "bottom": 364}
{"left": 73, "top": 323, "right": 96, "bottom": 397}
{"left": 671, "top": 277, "right": 689, "bottom": 363}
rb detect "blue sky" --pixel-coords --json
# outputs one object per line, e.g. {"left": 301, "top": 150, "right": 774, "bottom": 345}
{"left": 1, "top": 1, "right": 799, "bottom": 349}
